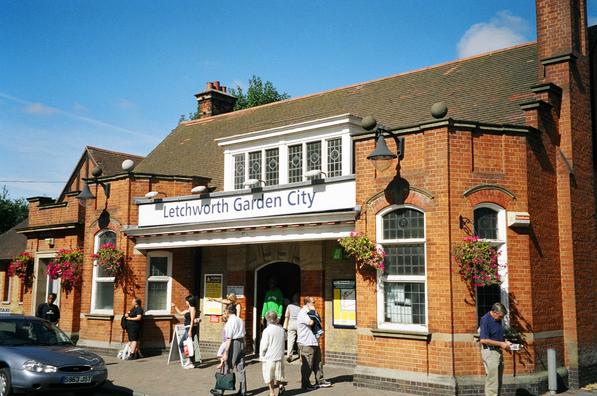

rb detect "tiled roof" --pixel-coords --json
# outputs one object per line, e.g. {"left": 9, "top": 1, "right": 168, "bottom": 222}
{"left": 86, "top": 146, "right": 145, "bottom": 177}
{"left": 0, "top": 219, "right": 28, "bottom": 260}
{"left": 135, "top": 43, "right": 538, "bottom": 189}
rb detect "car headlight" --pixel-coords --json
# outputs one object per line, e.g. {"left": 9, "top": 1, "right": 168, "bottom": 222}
{"left": 22, "top": 360, "right": 58, "bottom": 373}
{"left": 92, "top": 358, "right": 106, "bottom": 371}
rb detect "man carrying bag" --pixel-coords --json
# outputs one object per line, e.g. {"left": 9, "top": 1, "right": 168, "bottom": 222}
{"left": 211, "top": 304, "right": 246, "bottom": 396}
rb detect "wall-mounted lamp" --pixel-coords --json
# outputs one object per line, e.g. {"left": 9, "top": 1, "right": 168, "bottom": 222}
{"left": 243, "top": 179, "right": 266, "bottom": 191}
{"left": 362, "top": 116, "right": 405, "bottom": 172}
{"left": 305, "top": 169, "right": 326, "bottom": 184}
{"left": 144, "top": 191, "right": 167, "bottom": 199}
{"left": 76, "top": 166, "right": 111, "bottom": 205}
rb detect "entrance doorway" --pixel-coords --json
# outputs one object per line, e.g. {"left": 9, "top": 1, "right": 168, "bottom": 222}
{"left": 33, "top": 256, "right": 60, "bottom": 313}
{"left": 254, "top": 262, "right": 300, "bottom": 352}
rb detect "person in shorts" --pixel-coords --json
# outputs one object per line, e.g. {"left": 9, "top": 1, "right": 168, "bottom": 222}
{"left": 260, "top": 311, "right": 286, "bottom": 396}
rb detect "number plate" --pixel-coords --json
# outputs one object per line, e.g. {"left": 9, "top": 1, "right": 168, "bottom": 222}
{"left": 62, "top": 375, "right": 92, "bottom": 384}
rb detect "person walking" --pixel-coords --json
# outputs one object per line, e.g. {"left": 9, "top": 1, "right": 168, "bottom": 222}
{"left": 260, "top": 311, "right": 286, "bottom": 396}
{"left": 479, "top": 302, "right": 511, "bottom": 396}
{"left": 283, "top": 293, "right": 300, "bottom": 362}
{"left": 297, "top": 296, "right": 331, "bottom": 390}
{"left": 36, "top": 292, "right": 60, "bottom": 325}
{"left": 211, "top": 303, "right": 247, "bottom": 396}
{"left": 124, "top": 297, "right": 143, "bottom": 360}
{"left": 172, "top": 295, "right": 198, "bottom": 369}
{"left": 261, "top": 278, "right": 283, "bottom": 327}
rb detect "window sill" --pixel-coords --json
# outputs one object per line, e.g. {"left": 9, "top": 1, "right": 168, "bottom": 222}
{"left": 85, "top": 313, "right": 114, "bottom": 321}
{"left": 370, "top": 328, "right": 431, "bottom": 341}
{"left": 144, "top": 314, "right": 175, "bottom": 320}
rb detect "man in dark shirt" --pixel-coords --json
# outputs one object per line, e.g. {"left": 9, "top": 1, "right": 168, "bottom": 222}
{"left": 36, "top": 293, "right": 60, "bottom": 325}
{"left": 479, "top": 302, "right": 511, "bottom": 396}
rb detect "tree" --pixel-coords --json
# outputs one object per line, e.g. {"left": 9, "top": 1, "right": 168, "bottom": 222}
{"left": 179, "top": 75, "right": 290, "bottom": 122}
{"left": 0, "top": 186, "right": 28, "bottom": 234}
{"left": 230, "top": 75, "right": 290, "bottom": 111}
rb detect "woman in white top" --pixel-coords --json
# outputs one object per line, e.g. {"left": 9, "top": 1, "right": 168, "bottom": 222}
{"left": 260, "top": 311, "right": 286, "bottom": 396}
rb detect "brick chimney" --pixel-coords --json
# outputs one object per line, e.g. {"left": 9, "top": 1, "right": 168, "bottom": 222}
{"left": 194, "top": 81, "right": 237, "bottom": 118}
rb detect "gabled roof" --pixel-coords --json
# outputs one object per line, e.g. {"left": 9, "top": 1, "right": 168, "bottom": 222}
{"left": 135, "top": 43, "right": 538, "bottom": 189}
{"left": 55, "top": 146, "right": 144, "bottom": 202}
{"left": 0, "top": 219, "right": 28, "bottom": 260}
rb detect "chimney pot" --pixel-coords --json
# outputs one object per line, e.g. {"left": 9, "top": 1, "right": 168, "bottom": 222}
{"left": 213, "top": 81, "right": 221, "bottom": 90}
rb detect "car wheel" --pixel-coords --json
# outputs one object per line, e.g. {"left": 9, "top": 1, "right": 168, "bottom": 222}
{"left": 0, "top": 368, "right": 11, "bottom": 396}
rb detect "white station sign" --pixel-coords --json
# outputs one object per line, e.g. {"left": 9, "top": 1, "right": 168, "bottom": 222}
{"left": 138, "top": 180, "right": 356, "bottom": 227}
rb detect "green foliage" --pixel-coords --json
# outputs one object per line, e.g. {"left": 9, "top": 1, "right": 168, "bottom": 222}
{"left": 48, "top": 248, "right": 84, "bottom": 294}
{"left": 229, "top": 75, "right": 290, "bottom": 111}
{"left": 0, "top": 186, "right": 28, "bottom": 234}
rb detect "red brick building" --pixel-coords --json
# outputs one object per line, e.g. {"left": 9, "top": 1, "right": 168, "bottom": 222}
{"left": 2, "top": 1, "right": 596, "bottom": 394}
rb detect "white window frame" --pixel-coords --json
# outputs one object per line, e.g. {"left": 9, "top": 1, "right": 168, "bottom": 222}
{"left": 376, "top": 204, "right": 428, "bottom": 332}
{"left": 474, "top": 203, "right": 509, "bottom": 323}
{"left": 145, "top": 251, "right": 173, "bottom": 315}
{"left": 220, "top": 115, "right": 359, "bottom": 191}
{"left": 1, "top": 270, "right": 10, "bottom": 304}
{"left": 90, "top": 230, "right": 116, "bottom": 314}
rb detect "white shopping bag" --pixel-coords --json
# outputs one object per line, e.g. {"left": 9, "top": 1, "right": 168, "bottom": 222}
{"left": 183, "top": 338, "right": 194, "bottom": 357}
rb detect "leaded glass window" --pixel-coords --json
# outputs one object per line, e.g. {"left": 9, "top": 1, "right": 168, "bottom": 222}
{"left": 249, "top": 151, "right": 262, "bottom": 181}
{"left": 378, "top": 207, "right": 427, "bottom": 329}
{"left": 474, "top": 207, "right": 498, "bottom": 240}
{"left": 327, "top": 137, "right": 342, "bottom": 177}
{"left": 234, "top": 154, "right": 245, "bottom": 190}
{"left": 265, "top": 148, "right": 279, "bottom": 186}
{"left": 92, "top": 230, "right": 116, "bottom": 312}
{"left": 306, "top": 141, "right": 321, "bottom": 177}
{"left": 288, "top": 144, "right": 303, "bottom": 183}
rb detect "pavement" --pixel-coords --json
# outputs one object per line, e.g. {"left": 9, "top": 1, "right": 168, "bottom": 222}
{"left": 44, "top": 352, "right": 597, "bottom": 396}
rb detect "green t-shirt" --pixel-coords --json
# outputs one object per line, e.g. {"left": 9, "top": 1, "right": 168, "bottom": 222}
{"left": 261, "top": 288, "right": 283, "bottom": 318}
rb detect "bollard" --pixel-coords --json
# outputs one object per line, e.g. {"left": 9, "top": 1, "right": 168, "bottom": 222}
{"left": 547, "top": 348, "right": 557, "bottom": 394}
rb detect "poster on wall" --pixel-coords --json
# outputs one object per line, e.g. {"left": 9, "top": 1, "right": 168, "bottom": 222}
{"left": 204, "top": 274, "right": 223, "bottom": 315}
{"left": 227, "top": 285, "right": 244, "bottom": 298}
{"left": 332, "top": 280, "right": 356, "bottom": 328}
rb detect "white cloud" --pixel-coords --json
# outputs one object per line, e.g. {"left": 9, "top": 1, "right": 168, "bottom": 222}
{"left": 457, "top": 11, "right": 529, "bottom": 58}
{"left": 72, "top": 102, "right": 88, "bottom": 113}
{"left": 589, "top": 16, "right": 597, "bottom": 26}
{"left": 116, "top": 98, "right": 138, "bottom": 109}
{"left": 24, "top": 102, "right": 58, "bottom": 115}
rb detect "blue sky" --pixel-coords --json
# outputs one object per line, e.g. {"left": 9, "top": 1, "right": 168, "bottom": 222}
{"left": 1, "top": 1, "right": 596, "bottom": 200}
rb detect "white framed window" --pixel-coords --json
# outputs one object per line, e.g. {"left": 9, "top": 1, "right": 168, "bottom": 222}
{"left": 1, "top": 263, "right": 10, "bottom": 303}
{"left": 377, "top": 205, "right": 428, "bottom": 332}
{"left": 473, "top": 203, "right": 508, "bottom": 324}
{"left": 145, "top": 251, "right": 172, "bottom": 314}
{"left": 91, "top": 230, "right": 116, "bottom": 314}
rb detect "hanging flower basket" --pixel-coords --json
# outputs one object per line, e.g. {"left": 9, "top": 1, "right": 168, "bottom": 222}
{"left": 453, "top": 236, "right": 502, "bottom": 287}
{"left": 91, "top": 242, "right": 127, "bottom": 279}
{"left": 47, "top": 248, "right": 83, "bottom": 294}
{"left": 338, "top": 232, "right": 386, "bottom": 271}
{"left": 8, "top": 252, "right": 34, "bottom": 291}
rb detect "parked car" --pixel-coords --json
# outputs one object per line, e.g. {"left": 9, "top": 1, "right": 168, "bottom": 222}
{"left": 0, "top": 314, "right": 107, "bottom": 395}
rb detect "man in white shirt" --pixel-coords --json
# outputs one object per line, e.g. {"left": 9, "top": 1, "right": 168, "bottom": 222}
{"left": 260, "top": 311, "right": 286, "bottom": 396}
{"left": 212, "top": 304, "right": 247, "bottom": 396}
{"left": 296, "top": 296, "right": 331, "bottom": 390}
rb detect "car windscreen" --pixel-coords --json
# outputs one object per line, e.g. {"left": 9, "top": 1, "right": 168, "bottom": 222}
{"left": 0, "top": 318, "right": 73, "bottom": 346}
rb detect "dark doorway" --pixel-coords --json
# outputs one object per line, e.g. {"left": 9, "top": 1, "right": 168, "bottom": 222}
{"left": 255, "top": 262, "right": 300, "bottom": 351}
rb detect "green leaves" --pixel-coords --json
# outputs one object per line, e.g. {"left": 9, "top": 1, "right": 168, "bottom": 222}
{"left": 0, "top": 186, "right": 28, "bottom": 234}
{"left": 229, "top": 75, "right": 290, "bottom": 111}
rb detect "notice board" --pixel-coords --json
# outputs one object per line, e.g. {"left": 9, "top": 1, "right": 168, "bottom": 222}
{"left": 332, "top": 280, "right": 356, "bottom": 328}
{"left": 204, "top": 274, "right": 223, "bottom": 316}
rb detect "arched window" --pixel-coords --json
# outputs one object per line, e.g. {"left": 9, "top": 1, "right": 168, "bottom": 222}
{"left": 91, "top": 230, "right": 116, "bottom": 313}
{"left": 376, "top": 206, "right": 427, "bottom": 331}
{"left": 473, "top": 204, "right": 508, "bottom": 324}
